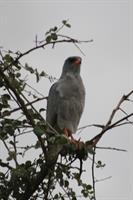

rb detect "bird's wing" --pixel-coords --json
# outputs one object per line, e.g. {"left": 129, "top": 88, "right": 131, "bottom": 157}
{"left": 57, "top": 77, "right": 85, "bottom": 133}
{"left": 46, "top": 82, "right": 59, "bottom": 127}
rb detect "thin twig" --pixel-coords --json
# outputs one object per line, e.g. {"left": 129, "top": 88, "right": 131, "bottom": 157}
{"left": 2, "top": 140, "right": 19, "bottom": 167}
{"left": 109, "top": 113, "right": 133, "bottom": 129}
{"left": 92, "top": 147, "right": 96, "bottom": 200}
{"left": 89, "top": 112, "right": 133, "bottom": 147}
{"left": 57, "top": 180, "right": 71, "bottom": 200}
{"left": 106, "top": 91, "right": 133, "bottom": 127}
{"left": 25, "top": 82, "right": 45, "bottom": 97}
{"left": 78, "top": 124, "right": 104, "bottom": 131}
{"left": 89, "top": 91, "right": 133, "bottom": 146}
{"left": 16, "top": 129, "right": 33, "bottom": 137}
{"left": 58, "top": 34, "right": 93, "bottom": 56}
{"left": 12, "top": 134, "right": 19, "bottom": 166}
{"left": 95, "top": 176, "right": 112, "bottom": 183}
{"left": 73, "top": 42, "right": 86, "bottom": 56}
{"left": 2, "top": 140, "right": 10, "bottom": 153}
{"left": 0, "top": 161, "right": 13, "bottom": 170}
{"left": 0, "top": 96, "right": 47, "bottom": 118}
{"left": 96, "top": 146, "right": 127, "bottom": 152}
{"left": 119, "top": 108, "right": 133, "bottom": 126}
{"left": 113, "top": 121, "right": 133, "bottom": 127}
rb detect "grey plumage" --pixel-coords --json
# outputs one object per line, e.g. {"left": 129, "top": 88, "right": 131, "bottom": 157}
{"left": 46, "top": 56, "right": 85, "bottom": 135}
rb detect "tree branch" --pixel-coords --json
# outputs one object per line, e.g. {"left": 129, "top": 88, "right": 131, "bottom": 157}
{"left": 96, "top": 146, "right": 127, "bottom": 152}
{"left": 4, "top": 96, "right": 47, "bottom": 118}
{"left": 3, "top": 36, "right": 92, "bottom": 71}
{"left": 87, "top": 91, "right": 133, "bottom": 146}
{"left": 92, "top": 147, "right": 96, "bottom": 200}
{"left": 0, "top": 68, "right": 47, "bottom": 157}
{"left": 106, "top": 90, "right": 133, "bottom": 127}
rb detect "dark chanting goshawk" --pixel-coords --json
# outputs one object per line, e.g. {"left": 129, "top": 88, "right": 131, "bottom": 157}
{"left": 46, "top": 56, "right": 85, "bottom": 142}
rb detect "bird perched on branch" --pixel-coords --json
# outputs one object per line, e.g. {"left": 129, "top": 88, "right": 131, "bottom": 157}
{"left": 46, "top": 56, "right": 85, "bottom": 142}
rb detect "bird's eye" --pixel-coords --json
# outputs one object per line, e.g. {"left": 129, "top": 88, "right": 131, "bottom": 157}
{"left": 69, "top": 57, "right": 76, "bottom": 63}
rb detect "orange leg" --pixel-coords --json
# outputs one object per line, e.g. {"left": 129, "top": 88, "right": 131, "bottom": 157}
{"left": 63, "top": 128, "right": 70, "bottom": 138}
{"left": 63, "top": 128, "right": 79, "bottom": 145}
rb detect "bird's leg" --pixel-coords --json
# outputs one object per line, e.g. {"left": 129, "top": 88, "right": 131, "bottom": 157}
{"left": 70, "top": 134, "right": 78, "bottom": 144}
{"left": 63, "top": 128, "right": 70, "bottom": 138}
{"left": 63, "top": 128, "right": 82, "bottom": 150}
{"left": 70, "top": 135, "right": 82, "bottom": 150}
{"left": 63, "top": 128, "right": 79, "bottom": 145}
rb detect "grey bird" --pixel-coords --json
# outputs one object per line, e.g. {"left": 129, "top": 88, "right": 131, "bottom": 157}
{"left": 46, "top": 56, "right": 85, "bottom": 141}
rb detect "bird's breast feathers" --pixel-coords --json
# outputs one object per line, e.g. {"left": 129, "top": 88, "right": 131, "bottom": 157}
{"left": 56, "top": 73, "right": 85, "bottom": 101}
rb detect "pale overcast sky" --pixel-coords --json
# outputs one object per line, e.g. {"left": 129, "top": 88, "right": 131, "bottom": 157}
{"left": 0, "top": 1, "right": 133, "bottom": 200}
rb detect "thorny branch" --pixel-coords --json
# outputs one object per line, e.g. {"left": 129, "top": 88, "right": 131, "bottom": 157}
{"left": 106, "top": 90, "right": 133, "bottom": 127}
{"left": 3, "top": 35, "right": 93, "bottom": 72}
{"left": 87, "top": 90, "right": 133, "bottom": 147}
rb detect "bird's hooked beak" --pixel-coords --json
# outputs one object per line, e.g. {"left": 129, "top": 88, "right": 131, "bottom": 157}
{"left": 74, "top": 57, "right": 81, "bottom": 66}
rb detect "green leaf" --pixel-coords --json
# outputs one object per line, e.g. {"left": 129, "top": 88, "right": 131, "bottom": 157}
{"left": 25, "top": 161, "right": 31, "bottom": 168}
{"left": 62, "top": 20, "right": 67, "bottom": 25}
{"left": 9, "top": 141, "right": 14, "bottom": 145}
{"left": 0, "top": 103, "right": 3, "bottom": 110}
{"left": 2, "top": 94, "right": 11, "bottom": 101}
{"left": 53, "top": 26, "right": 58, "bottom": 32}
{"left": 8, "top": 78, "right": 22, "bottom": 92}
{"left": 4, "top": 54, "right": 14, "bottom": 63}
{"left": 62, "top": 20, "right": 71, "bottom": 28}
{"left": 7, "top": 151, "right": 16, "bottom": 161}
{"left": 54, "top": 194, "right": 59, "bottom": 199}
{"left": 65, "top": 23, "right": 71, "bottom": 28}
{"left": 64, "top": 180, "right": 69, "bottom": 187}
{"left": 96, "top": 160, "right": 106, "bottom": 168}
{"left": 2, "top": 123, "right": 15, "bottom": 136}
{"left": 34, "top": 126, "right": 44, "bottom": 136}
{"left": 35, "top": 69, "right": 40, "bottom": 82}
{"left": 51, "top": 33, "right": 58, "bottom": 40}
{"left": 40, "top": 71, "right": 47, "bottom": 77}
{"left": 15, "top": 72, "right": 21, "bottom": 78}
{"left": 37, "top": 158, "right": 43, "bottom": 165}
{"left": 39, "top": 108, "right": 46, "bottom": 113}
{"left": 0, "top": 171, "right": 5, "bottom": 178}
{"left": 97, "top": 160, "right": 102, "bottom": 165}
{"left": 46, "top": 35, "right": 52, "bottom": 43}
{"left": 55, "top": 135, "right": 68, "bottom": 145}
{"left": 86, "top": 184, "right": 92, "bottom": 190}
{"left": 2, "top": 110, "right": 10, "bottom": 117}
{"left": 25, "top": 63, "right": 34, "bottom": 73}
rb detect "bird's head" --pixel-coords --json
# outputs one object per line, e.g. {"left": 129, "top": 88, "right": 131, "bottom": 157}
{"left": 61, "top": 56, "right": 82, "bottom": 77}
